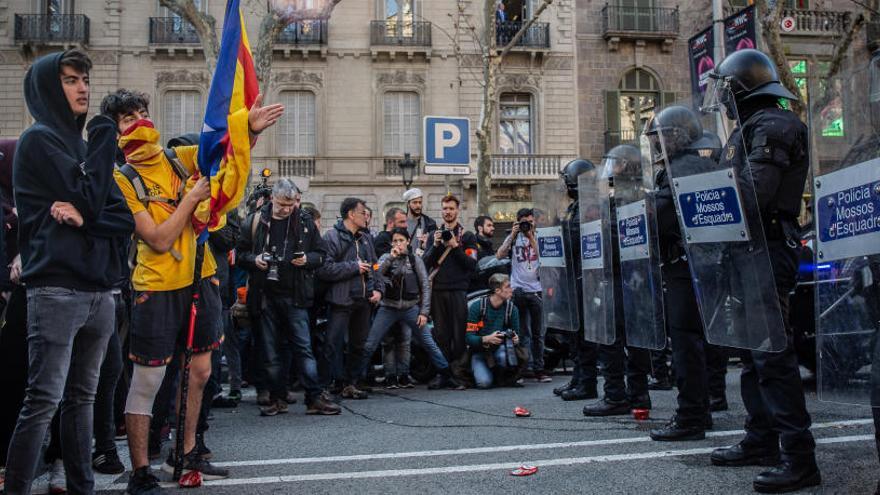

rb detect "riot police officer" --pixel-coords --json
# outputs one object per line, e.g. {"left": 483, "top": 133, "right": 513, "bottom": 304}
{"left": 553, "top": 158, "right": 599, "bottom": 401}
{"left": 707, "top": 49, "right": 819, "bottom": 493}
{"left": 582, "top": 145, "right": 652, "bottom": 416}
{"left": 641, "top": 106, "right": 713, "bottom": 440}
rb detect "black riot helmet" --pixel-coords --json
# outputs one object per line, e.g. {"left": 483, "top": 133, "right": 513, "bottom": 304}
{"left": 644, "top": 105, "right": 702, "bottom": 161}
{"left": 714, "top": 49, "right": 798, "bottom": 104}
{"left": 166, "top": 133, "right": 200, "bottom": 148}
{"left": 600, "top": 144, "right": 640, "bottom": 187}
{"left": 689, "top": 130, "right": 723, "bottom": 161}
{"left": 560, "top": 158, "right": 595, "bottom": 198}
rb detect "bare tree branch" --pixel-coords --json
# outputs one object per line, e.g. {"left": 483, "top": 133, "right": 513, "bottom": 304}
{"left": 497, "top": 0, "right": 553, "bottom": 59}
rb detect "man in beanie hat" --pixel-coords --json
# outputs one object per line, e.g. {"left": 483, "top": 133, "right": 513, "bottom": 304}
{"left": 403, "top": 188, "right": 437, "bottom": 257}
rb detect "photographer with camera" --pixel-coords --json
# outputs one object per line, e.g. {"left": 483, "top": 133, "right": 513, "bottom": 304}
{"left": 423, "top": 194, "right": 478, "bottom": 382}
{"left": 318, "top": 198, "right": 382, "bottom": 400}
{"left": 466, "top": 274, "right": 524, "bottom": 388}
{"left": 351, "top": 228, "right": 464, "bottom": 390}
{"left": 495, "top": 208, "right": 549, "bottom": 382}
{"left": 238, "top": 178, "right": 340, "bottom": 417}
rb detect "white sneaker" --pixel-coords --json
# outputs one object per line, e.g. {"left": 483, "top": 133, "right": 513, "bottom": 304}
{"left": 48, "top": 459, "right": 66, "bottom": 494}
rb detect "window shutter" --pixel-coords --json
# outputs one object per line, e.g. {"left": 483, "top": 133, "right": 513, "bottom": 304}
{"left": 604, "top": 90, "right": 621, "bottom": 152}
{"left": 162, "top": 91, "right": 203, "bottom": 141}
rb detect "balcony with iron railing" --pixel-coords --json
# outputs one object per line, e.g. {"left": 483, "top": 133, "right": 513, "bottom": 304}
{"left": 491, "top": 154, "right": 570, "bottom": 180}
{"left": 370, "top": 20, "right": 432, "bottom": 58}
{"left": 496, "top": 21, "right": 550, "bottom": 49}
{"left": 604, "top": 129, "right": 639, "bottom": 152}
{"left": 14, "top": 14, "right": 90, "bottom": 45}
{"left": 149, "top": 17, "right": 199, "bottom": 44}
{"left": 277, "top": 20, "right": 328, "bottom": 45}
{"left": 602, "top": 5, "right": 679, "bottom": 38}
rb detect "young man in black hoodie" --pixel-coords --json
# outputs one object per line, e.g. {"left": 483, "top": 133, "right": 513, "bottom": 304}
{"left": 4, "top": 49, "right": 135, "bottom": 495}
{"left": 423, "top": 194, "right": 478, "bottom": 382}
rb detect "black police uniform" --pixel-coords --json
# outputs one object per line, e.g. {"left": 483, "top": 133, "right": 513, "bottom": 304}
{"left": 562, "top": 199, "right": 599, "bottom": 397}
{"left": 653, "top": 160, "right": 710, "bottom": 431}
{"left": 584, "top": 202, "right": 651, "bottom": 415}
{"left": 722, "top": 101, "right": 815, "bottom": 462}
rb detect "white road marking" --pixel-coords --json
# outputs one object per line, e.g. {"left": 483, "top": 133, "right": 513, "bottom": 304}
{"left": 200, "top": 418, "right": 873, "bottom": 468}
{"left": 103, "top": 433, "right": 875, "bottom": 490}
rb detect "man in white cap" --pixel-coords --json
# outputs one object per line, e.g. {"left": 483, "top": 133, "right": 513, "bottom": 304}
{"left": 402, "top": 188, "right": 437, "bottom": 257}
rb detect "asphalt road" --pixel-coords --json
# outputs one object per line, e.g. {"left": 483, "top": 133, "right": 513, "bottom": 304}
{"left": 30, "top": 366, "right": 879, "bottom": 495}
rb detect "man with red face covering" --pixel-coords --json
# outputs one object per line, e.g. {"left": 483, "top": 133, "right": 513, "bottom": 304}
{"left": 101, "top": 88, "right": 282, "bottom": 494}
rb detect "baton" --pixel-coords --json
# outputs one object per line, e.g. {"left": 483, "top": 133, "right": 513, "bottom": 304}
{"left": 173, "top": 243, "right": 205, "bottom": 483}
{"left": 819, "top": 286, "right": 855, "bottom": 320}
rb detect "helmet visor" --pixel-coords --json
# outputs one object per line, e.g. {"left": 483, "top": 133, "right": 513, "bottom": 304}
{"left": 600, "top": 156, "right": 625, "bottom": 179}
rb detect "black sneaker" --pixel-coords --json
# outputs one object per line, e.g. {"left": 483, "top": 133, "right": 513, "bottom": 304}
{"left": 195, "top": 433, "right": 212, "bottom": 460}
{"left": 227, "top": 389, "right": 242, "bottom": 402}
{"left": 398, "top": 375, "right": 415, "bottom": 389}
{"left": 93, "top": 448, "right": 125, "bottom": 475}
{"left": 211, "top": 395, "right": 238, "bottom": 408}
{"left": 648, "top": 376, "right": 673, "bottom": 391}
{"left": 384, "top": 376, "right": 399, "bottom": 389}
{"left": 126, "top": 466, "right": 161, "bottom": 495}
{"left": 162, "top": 449, "right": 229, "bottom": 481}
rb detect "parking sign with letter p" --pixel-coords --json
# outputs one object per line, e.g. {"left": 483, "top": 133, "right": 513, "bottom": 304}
{"left": 424, "top": 116, "right": 471, "bottom": 175}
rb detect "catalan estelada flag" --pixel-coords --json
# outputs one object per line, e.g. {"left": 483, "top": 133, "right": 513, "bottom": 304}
{"left": 193, "top": 0, "right": 258, "bottom": 238}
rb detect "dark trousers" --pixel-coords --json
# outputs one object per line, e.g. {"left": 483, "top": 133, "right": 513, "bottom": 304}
{"left": 706, "top": 343, "right": 729, "bottom": 400}
{"left": 323, "top": 299, "right": 372, "bottom": 387}
{"left": 571, "top": 335, "right": 599, "bottom": 387}
{"left": 430, "top": 290, "right": 469, "bottom": 379}
{"left": 0, "top": 287, "right": 28, "bottom": 466}
{"left": 599, "top": 330, "right": 651, "bottom": 403}
{"left": 260, "top": 295, "right": 321, "bottom": 402}
{"left": 664, "top": 266, "right": 710, "bottom": 425}
{"left": 740, "top": 238, "right": 815, "bottom": 462}
{"left": 93, "top": 322, "right": 123, "bottom": 453}
{"left": 651, "top": 345, "right": 672, "bottom": 380}
{"left": 513, "top": 290, "right": 544, "bottom": 372}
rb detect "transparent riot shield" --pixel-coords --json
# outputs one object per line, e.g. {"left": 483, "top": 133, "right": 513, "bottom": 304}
{"left": 809, "top": 61, "right": 880, "bottom": 406}
{"left": 577, "top": 169, "right": 615, "bottom": 344}
{"left": 681, "top": 83, "right": 788, "bottom": 352}
{"left": 533, "top": 180, "right": 580, "bottom": 333}
{"left": 611, "top": 139, "right": 666, "bottom": 350}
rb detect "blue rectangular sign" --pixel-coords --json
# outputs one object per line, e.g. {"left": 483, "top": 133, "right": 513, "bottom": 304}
{"left": 424, "top": 116, "right": 470, "bottom": 171}
{"left": 618, "top": 214, "right": 647, "bottom": 250}
{"left": 581, "top": 232, "right": 602, "bottom": 262}
{"left": 817, "top": 182, "right": 880, "bottom": 243}
{"left": 679, "top": 186, "right": 743, "bottom": 229}
{"left": 539, "top": 236, "right": 564, "bottom": 259}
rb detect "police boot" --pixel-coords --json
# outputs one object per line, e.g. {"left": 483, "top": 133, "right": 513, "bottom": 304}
{"left": 650, "top": 416, "right": 706, "bottom": 442}
{"left": 753, "top": 458, "right": 821, "bottom": 493}
{"left": 710, "top": 441, "right": 780, "bottom": 467}
{"left": 709, "top": 394, "right": 728, "bottom": 412}
{"left": 582, "top": 398, "right": 630, "bottom": 417}
{"left": 553, "top": 379, "right": 577, "bottom": 396}
{"left": 560, "top": 383, "right": 597, "bottom": 401}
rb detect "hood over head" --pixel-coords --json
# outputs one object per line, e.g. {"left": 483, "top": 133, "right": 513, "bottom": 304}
{"left": 24, "top": 51, "right": 87, "bottom": 136}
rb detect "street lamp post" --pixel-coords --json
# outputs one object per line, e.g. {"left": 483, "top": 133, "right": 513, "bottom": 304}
{"left": 398, "top": 152, "right": 416, "bottom": 190}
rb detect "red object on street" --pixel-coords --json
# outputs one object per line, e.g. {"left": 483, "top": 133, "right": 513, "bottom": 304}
{"left": 510, "top": 465, "right": 539, "bottom": 476}
{"left": 632, "top": 408, "right": 650, "bottom": 420}
{"left": 514, "top": 406, "right": 531, "bottom": 417}
{"left": 178, "top": 470, "right": 203, "bottom": 488}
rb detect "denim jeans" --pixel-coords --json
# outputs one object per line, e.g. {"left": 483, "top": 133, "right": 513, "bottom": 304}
{"left": 261, "top": 295, "right": 321, "bottom": 402}
{"left": 513, "top": 290, "right": 543, "bottom": 372}
{"left": 381, "top": 323, "right": 412, "bottom": 377}
{"left": 353, "top": 305, "right": 448, "bottom": 381}
{"left": 471, "top": 346, "right": 513, "bottom": 389}
{"left": 5, "top": 287, "right": 114, "bottom": 495}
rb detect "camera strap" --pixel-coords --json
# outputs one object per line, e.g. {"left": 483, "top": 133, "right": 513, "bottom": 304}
{"left": 478, "top": 295, "right": 513, "bottom": 330}
{"left": 427, "top": 247, "right": 452, "bottom": 282}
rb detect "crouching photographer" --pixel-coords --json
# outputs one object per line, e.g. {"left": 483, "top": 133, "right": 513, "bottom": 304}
{"left": 466, "top": 274, "right": 526, "bottom": 389}
{"left": 237, "top": 178, "right": 340, "bottom": 417}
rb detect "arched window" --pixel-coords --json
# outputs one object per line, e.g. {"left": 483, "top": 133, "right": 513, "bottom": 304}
{"left": 603, "top": 68, "right": 673, "bottom": 151}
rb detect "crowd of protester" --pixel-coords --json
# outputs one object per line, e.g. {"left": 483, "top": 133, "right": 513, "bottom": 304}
{"left": 0, "top": 49, "right": 702, "bottom": 495}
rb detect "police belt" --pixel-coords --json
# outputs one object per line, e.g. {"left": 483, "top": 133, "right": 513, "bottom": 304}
{"left": 763, "top": 211, "right": 801, "bottom": 249}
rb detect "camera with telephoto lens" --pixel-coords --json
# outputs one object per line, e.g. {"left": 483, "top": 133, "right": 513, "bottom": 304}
{"left": 500, "top": 329, "right": 518, "bottom": 367}
{"left": 440, "top": 225, "right": 454, "bottom": 242}
{"left": 518, "top": 221, "right": 531, "bottom": 234}
{"left": 262, "top": 247, "right": 282, "bottom": 282}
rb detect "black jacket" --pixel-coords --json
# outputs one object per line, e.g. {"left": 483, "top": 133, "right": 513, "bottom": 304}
{"left": 318, "top": 220, "right": 381, "bottom": 305}
{"left": 238, "top": 203, "right": 326, "bottom": 311}
{"left": 475, "top": 235, "right": 494, "bottom": 259}
{"left": 14, "top": 52, "right": 134, "bottom": 290}
{"left": 374, "top": 230, "right": 392, "bottom": 258}
{"left": 423, "top": 223, "right": 478, "bottom": 291}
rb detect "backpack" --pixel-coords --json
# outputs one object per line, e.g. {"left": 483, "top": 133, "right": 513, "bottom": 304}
{"left": 117, "top": 148, "right": 191, "bottom": 209}
{"left": 117, "top": 148, "right": 191, "bottom": 263}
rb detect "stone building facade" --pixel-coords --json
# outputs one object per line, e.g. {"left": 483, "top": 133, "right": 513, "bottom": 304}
{"left": 0, "top": 0, "right": 581, "bottom": 233}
